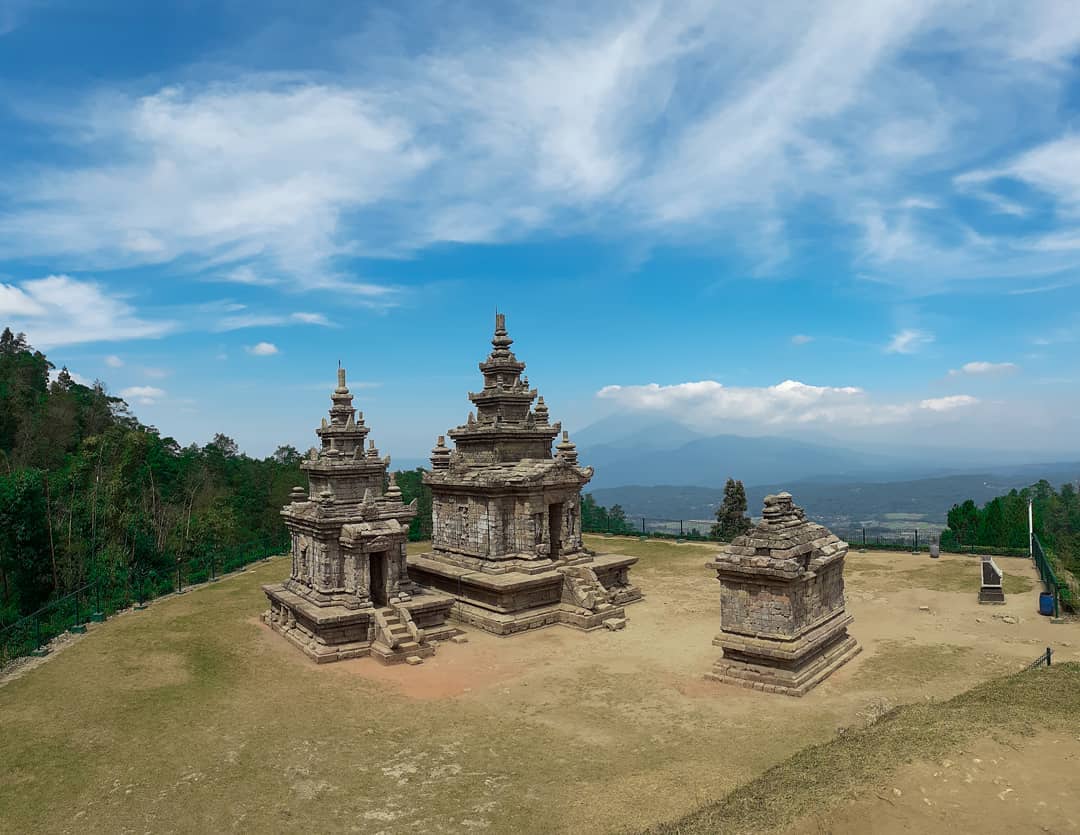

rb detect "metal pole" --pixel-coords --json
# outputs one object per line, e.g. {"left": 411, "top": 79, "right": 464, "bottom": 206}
{"left": 641, "top": 517, "right": 645, "bottom": 534}
{"left": 1028, "top": 499, "right": 1034, "bottom": 559}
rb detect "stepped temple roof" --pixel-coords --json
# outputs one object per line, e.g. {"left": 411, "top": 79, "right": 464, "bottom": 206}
{"left": 426, "top": 313, "right": 591, "bottom": 485}
{"left": 713, "top": 492, "right": 848, "bottom": 579}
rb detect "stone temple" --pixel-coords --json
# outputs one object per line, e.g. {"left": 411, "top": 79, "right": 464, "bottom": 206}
{"left": 262, "top": 368, "right": 457, "bottom": 664}
{"left": 706, "top": 492, "right": 860, "bottom": 696}
{"left": 407, "top": 314, "right": 642, "bottom": 634}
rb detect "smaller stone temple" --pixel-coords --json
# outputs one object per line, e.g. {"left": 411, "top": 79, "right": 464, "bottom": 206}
{"left": 407, "top": 313, "right": 642, "bottom": 634}
{"left": 706, "top": 492, "right": 860, "bottom": 696}
{"left": 262, "top": 367, "right": 457, "bottom": 664}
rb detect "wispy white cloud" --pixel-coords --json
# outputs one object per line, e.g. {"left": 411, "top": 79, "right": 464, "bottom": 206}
{"left": 290, "top": 312, "right": 335, "bottom": 327}
{"left": 597, "top": 378, "right": 978, "bottom": 428}
{"left": 0, "top": 275, "right": 174, "bottom": 348}
{"left": 791, "top": 334, "right": 814, "bottom": 345}
{"left": 49, "top": 367, "right": 92, "bottom": 387}
{"left": 4, "top": 2, "right": 1080, "bottom": 295}
{"left": 104, "top": 354, "right": 124, "bottom": 368}
{"left": 919, "top": 394, "right": 979, "bottom": 412}
{"left": 120, "top": 385, "right": 166, "bottom": 405}
{"left": 212, "top": 308, "right": 337, "bottom": 331}
{"left": 885, "top": 328, "right": 934, "bottom": 354}
{"left": 948, "top": 361, "right": 1018, "bottom": 376}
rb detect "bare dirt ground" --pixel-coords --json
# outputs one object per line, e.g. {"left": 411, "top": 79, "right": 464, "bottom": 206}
{"left": 788, "top": 731, "right": 1080, "bottom": 834}
{"left": 0, "top": 537, "right": 1075, "bottom": 834}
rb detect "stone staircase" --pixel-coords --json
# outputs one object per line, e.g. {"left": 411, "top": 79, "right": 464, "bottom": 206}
{"left": 370, "top": 606, "right": 435, "bottom": 665}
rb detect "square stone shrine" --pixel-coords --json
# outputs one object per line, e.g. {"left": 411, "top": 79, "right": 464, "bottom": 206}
{"left": 406, "top": 314, "right": 642, "bottom": 635}
{"left": 706, "top": 492, "right": 860, "bottom": 696}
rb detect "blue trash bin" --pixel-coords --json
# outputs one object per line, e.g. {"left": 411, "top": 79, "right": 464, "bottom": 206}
{"left": 1039, "top": 591, "right": 1055, "bottom": 616}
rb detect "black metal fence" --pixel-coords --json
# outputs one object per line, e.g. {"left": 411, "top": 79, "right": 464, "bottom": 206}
{"left": 1028, "top": 646, "right": 1054, "bottom": 669}
{"left": 583, "top": 517, "right": 717, "bottom": 541}
{"left": 0, "top": 537, "right": 287, "bottom": 669}
{"left": 837, "top": 528, "right": 1030, "bottom": 558}
{"left": 583, "top": 519, "right": 1033, "bottom": 556}
{"left": 1032, "top": 535, "right": 1071, "bottom": 618}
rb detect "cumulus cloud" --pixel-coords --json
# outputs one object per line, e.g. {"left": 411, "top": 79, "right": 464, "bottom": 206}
{"left": 0, "top": 275, "right": 174, "bottom": 348}
{"left": 948, "top": 361, "right": 1018, "bottom": 376}
{"left": 246, "top": 342, "right": 279, "bottom": 356}
{"left": 104, "top": 354, "right": 124, "bottom": 368}
{"left": 597, "top": 378, "right": 978, "bottom": 428}
{"left": 885, "top": 328, "right": 934, "bottom": 354}
{"left": 120, "top": 385, "right": 166, "bottom": 405}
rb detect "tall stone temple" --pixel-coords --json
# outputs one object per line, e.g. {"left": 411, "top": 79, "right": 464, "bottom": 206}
{"left": 706, "top": 492, "right": 860, "bottom": 696}
{"left": 407, "top": 313, "right": 642, "bottom": 634}
{"left": 262, "top": 368, "right": 457, "bottom": 664}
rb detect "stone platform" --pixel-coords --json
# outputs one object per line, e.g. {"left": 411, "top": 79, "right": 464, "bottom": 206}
{"left": 263, "top": 583, "right": 459, "bottom": 664}
{"left": 706, "top": 610, "right": 861, "bottom": 696}
{"left": 407, "top": 552, "right": 641, "bottom": 635}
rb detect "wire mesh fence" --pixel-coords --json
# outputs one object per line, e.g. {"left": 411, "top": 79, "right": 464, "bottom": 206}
{"left": 0, "top": 537, "right": 288, "bottom": 669}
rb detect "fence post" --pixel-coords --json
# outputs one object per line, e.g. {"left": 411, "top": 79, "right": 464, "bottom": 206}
{"left": 680, "top": 520, "right": 684, "bottom": 537}
{"left": 175, "top": 556, "right": 185, "bottom": 594}
{"left": 913, "top": 529, "right": 919, "bottom": 553}
{"left": 70, "top": 590, "right": 86, "bottom": 634}
{"left": 91, "top": 580, "right": 105, "bottom": 622}
{"left": 1047, "top": 646, "right": 1053, "bottom": 666}
{"left": 210, "top": 552, "right": 219, "bottom": 583}
{"left": 31, "top": 616, "right": 47, "bottom": 657}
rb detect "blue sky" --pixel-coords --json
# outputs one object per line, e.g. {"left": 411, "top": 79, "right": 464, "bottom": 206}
{"left": 2, "top": 1, "right": 1080, "bottom": 460}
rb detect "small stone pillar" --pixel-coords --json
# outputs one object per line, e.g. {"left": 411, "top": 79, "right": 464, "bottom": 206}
{"left": 706, "top": 492, "right": 860, "bottom": 696}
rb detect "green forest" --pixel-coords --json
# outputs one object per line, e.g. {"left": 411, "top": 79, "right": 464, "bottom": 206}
{"left": 0, "top": 329, "right": 301, "bottom": 630}
{"left": 943, "top": 480, "right": 1080, "bottom": 582}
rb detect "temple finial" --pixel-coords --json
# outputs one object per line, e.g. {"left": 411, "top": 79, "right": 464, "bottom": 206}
{"left": 336, "top": 365, "right": 346, "bottom": 390}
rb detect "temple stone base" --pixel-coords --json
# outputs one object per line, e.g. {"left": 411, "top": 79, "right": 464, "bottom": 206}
{"left": 263, "top": 583, "right": 459, "bottom": 664}
{"left": 706, "top": 611, "right": 862, "bottom": 696}
{"left": 407, "top": 552, "right": 642, "bottom": 636}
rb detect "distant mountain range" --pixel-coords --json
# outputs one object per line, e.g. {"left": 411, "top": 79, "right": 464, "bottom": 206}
{"left": 573, "top": 416, "right": 1080, "bottom": 530}
{"left": 575, "top": 417, "right": 1079, "bottom": 490}
{"left": 591, "top": 469, "right": 1080, "bottom": 531}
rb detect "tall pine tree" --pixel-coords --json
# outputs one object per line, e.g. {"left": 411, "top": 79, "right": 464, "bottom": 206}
{"left": 711, "top": 478, "right": 751, "bottom": 541}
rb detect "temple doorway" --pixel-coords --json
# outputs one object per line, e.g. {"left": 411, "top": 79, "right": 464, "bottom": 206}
{"left": 548, "top": 502, "right": 563, "bottom": 559}
{"left": 369, "top": 552, "right": 388, "bottom": 605}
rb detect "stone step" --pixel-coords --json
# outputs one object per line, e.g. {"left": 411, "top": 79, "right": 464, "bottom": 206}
{"left": 405, "top": 656, "right": 423, "bottom": 666}
{"left": 603, "top": 617, "right": 627, "bottom": 631}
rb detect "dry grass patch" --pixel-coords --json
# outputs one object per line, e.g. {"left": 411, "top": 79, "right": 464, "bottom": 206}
{"left": 649, "top": 663, "right": 1080, "bottom": 835}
